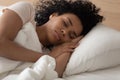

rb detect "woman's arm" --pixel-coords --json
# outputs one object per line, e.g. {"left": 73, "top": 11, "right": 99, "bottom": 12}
{"left": 55, "top": 53, "right": 71, "bottom": 77}
{"left": 0, "top": 8, "right": 44, "bottom": 62}
{"left": 51, "top": 37, "right": 82, "bottom": 77}
{"left": 0, "top": 38, "right": 43, "bottom": 62}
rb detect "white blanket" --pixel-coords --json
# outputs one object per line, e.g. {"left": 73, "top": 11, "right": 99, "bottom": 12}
{"left": 0, "top": 21, "right": 64, "bottom": 80}
{"left": 0, "top": 10, "right": 44, "bottom": 78}
{"left": 0, "top": 7, "right": 64, "bottom": 80}
{"left": 2, "top": 55, "right": 62, "bottom": 80}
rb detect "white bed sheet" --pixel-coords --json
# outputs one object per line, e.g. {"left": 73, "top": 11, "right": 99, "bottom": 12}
{"left": 64, "top": 65, "right": 120, "bottom": 80}
{"left": 3, "top": 61, "right": 120, "bottom": 80}
{"left": 1, "top": 60, "right": 120, "bottom": 80}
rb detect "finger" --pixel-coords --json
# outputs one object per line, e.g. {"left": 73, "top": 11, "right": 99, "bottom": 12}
{"left": 64, "top": 48, "right": 74, "bottom": 53}
{"left": 72, "top": 36, "right": 83, "bottom": 43}
{"left": 62, "top": 41, "right": 79, "bottom": 49}
{"left": 62, "top": 42, "right": 75, "bottom": 47}
{"left": 68, "top": 45, "right": 78, "bottom": 49}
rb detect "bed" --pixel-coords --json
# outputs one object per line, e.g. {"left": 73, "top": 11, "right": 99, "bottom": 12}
{"left": 65, "top": 65, "right": 120, "bottom": 80}
{"left": 0, "top": 0, "right": 120, "bottom": 80}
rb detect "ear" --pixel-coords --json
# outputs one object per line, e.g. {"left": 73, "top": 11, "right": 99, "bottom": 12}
{"left": 49, "top": 13, "right": 59, "bottom": 19}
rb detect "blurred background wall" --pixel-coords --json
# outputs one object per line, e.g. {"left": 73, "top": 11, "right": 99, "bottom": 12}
{"left": 0, "top": 0, "right": 120, "bottom": 31}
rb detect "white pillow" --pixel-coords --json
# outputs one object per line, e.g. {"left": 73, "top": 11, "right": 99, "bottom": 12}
{"left": 63, "top": 23, "right": 120, "bottom": 76}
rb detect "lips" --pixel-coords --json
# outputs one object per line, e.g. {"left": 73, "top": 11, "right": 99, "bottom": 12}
{"left": 54, "top": 30, "right": 60, "bottom": 41}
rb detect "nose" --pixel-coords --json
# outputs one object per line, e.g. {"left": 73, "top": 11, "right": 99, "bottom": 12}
{"left": 61, "top": 29, "right": 66, "bottom": 37}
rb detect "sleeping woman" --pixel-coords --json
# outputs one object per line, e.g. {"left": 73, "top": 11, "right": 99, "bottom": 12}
{"left": 0, "top": 0, "right": 103, "bottom": 77}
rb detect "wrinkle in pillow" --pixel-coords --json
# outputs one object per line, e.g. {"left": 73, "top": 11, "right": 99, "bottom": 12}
{"left": 63, "top": 24, "right": 120, "bottom": 76}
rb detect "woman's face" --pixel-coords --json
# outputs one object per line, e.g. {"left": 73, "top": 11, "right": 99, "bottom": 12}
{"left": 45, "top": 13, "right": 83, "bottom": 46}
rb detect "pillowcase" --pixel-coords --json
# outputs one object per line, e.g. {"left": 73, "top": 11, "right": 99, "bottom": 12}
{"left": 63, "top": 23, "right": 120, "bottom": 76}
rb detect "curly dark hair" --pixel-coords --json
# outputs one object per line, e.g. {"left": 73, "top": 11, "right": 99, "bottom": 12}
{"left": 35, "top": 0, "right": 104, "bottom": 35}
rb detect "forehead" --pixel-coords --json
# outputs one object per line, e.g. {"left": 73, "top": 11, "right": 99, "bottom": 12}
{"left": 60, "top": 13, "right": 83, "bottom": 36}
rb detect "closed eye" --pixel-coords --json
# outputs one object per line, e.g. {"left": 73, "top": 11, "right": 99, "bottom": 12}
{"left": 63, "top": 20, "right": 68, "bottom": 28}
{"left": 63, "top": 17, "right": 72, "bottom": 28}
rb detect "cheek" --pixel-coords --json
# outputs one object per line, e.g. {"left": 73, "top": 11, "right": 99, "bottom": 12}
{"left": 50, "top": 19, "right": 62, "bottom": 28}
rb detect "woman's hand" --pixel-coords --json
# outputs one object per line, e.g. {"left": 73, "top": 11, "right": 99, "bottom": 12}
{"left": 49, "top": 36, "right": 83, "bottom": 58}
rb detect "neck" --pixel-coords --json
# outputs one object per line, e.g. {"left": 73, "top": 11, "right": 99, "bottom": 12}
{"left": 36, "top": 25, "right": 50, "bottom": 47}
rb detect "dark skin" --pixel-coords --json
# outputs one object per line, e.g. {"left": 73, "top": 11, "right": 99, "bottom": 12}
{"left": 36, "top": 13, "right": 83, "bottom": 46}
{"left": 51, "top": 36, "right": 82, "bottom": 77}
{"left": 37, "top": 12, "right": 83, "bottom": 77}
{"left": 0, "top": 9, "right": 83, "bottom": 77}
